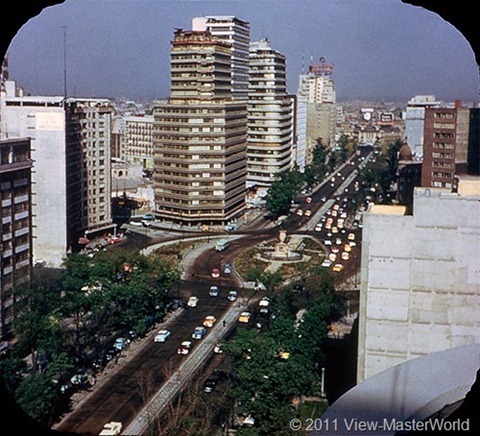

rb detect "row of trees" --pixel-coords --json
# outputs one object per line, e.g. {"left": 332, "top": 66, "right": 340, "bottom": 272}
{"left": 356, "top": 139, "right": 403, "bottom": 204}
{"left": 223, "top": 268, "right": 345, "bottom": 434}
{"left": 0, "top": 249, "right": 179, "bottom": 426}
{"left": 265, "top": 136, "right": 354, "bottom": 217}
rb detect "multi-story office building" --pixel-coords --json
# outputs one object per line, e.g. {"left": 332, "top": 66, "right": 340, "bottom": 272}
{"left": 421, "top": 102, "right": 476, "bottom": 189}
{"left": 123, "top": 115, "right": 154, "bottom": 169}
{"left": 246, "top": 38, "right": 293, "bottom": 188}
{"left": 0, "top": 79, "right": 114, "bottom": 266}
{"left": 64, "top": 98, "right": 114, "bottom": 246}
{"left": 192, "top": 16, "right": 250, "bottom": 101}
{"left": 153, "top": 29, "right": 247, "bottom": 226}
{"left": 0, "top": 138, "right": 32, "bottom": 338}
{"left": 404, "top": 95, "right": 440, "bottom": 159}
{"left": 297, "top": 59, "right": 336, "bottom": 164}
{"left": 357, "top": 182, "right": 480, "bottom": 382}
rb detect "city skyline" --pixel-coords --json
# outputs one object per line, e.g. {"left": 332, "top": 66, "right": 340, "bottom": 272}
{"left": 3, "top": 0, "right": 479, "bottom": 103}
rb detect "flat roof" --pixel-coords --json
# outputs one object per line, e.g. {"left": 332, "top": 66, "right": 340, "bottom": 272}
{"left": 368, "top": 204, "right": 406, "bottom": 215}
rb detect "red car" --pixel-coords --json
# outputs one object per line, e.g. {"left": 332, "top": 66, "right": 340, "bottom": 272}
{"left": 211, "top": 268, "right": 220, "bottom": 278}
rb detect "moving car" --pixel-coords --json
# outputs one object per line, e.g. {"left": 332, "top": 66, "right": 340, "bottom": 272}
{"left": 259, "top": 297, "right": 270, "bottom": 307}
{"left": 177, "top": 341, "right": 192, "bottom": 355}
{"left": 192, "top": 326, "right": 206, "bottom": 340}
{"left": 187, "top": 296, "right": 199, "bottom": 307}
{"left": 209, "top": 286, "right": 219, "bottom": 297}
{"left": 154, "top": 329, "right": 171, "bottom": 343}
{"left": 203, "top": 315, "right": 217, "bottom": 328}
{"left": 99, "top": 422, "right": 122, "bottom": 436}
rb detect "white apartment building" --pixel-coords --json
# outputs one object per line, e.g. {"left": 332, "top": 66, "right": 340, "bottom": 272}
{"left": 192, "top": 15, "right": 250, "bottom": 101}
{"left": 358, "top": 181, "right": 480, "bottom": 382}
{"left": 0, "top": 80, "right": 113, "bottom": 266}
{"left": 1, "top": 81, "right": 67, "bottom": 266}
{"left": 247, "top": 38, "right": 293, "bottom": 188}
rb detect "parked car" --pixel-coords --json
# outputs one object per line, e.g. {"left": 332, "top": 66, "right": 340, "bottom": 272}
{"left": 154, "top": 329, "right": 171, "bottom": 343}
{"left": 224, "top": 263, "right": 232, "bottom": 274}
{"left": 113, "top": 337, "right": 127, "bottom": 351}
{"left": 333, "top": 264, "right": 344, "bottom": 273}
{"left": 203, "top": 370, "right": 229, "bottom": 393}
{"left": 321, "top": 259, "right": 332, "bottom": 268}
{"left": 129, "top": 220, "right": 143, "bottom": 227}
{"left": 70, "top": 372, "right": 88, "bottom": 386}
{"left": 238, "top": 312, "right": 251, "bottom": 324}
{"left": 211, "top": 268, "right": 220, "bottom": 278}
{"left": 228, "top": 290, "right": 238, "bottom": 301}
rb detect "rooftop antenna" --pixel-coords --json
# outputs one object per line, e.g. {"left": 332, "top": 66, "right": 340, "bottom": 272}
{"left": 62, "top": 25, "right": 68, "bottom": 99}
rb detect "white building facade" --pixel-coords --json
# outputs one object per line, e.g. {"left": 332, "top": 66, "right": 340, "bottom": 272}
{"left": 404, "top": 95, "right": 440, "bottom": 160}
{"left": 358, "top": 183, "right": 480, "bottom": 382}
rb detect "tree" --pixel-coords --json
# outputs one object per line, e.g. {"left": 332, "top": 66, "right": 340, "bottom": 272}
{"left": 265, "top": 169, "right": 305, "bottom": 217}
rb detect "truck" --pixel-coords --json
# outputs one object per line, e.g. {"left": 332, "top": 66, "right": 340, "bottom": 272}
{"left": 215, "top": 239, "right": 229, "bottom": 252}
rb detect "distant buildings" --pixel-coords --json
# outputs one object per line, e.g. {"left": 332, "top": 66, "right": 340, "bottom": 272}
{"left": 404, "top": 95, "right": 440, "bottom": 159}
{"left": 358, "top": 181, "right": 480, "bottom": 382}
{"left": 0, "top": 137, "right": 32, "bottom": 338}
{"left": 153, "top": 29, "right": 247, "bottom": 226}
{"left": 297, "top": 58, "right": 336, "bottom": 164}
{"left": 123, "top": 115, "right": 154, "bottom": 170}
{"left": 246, "top": 38, "right": 293, "bottom": 188}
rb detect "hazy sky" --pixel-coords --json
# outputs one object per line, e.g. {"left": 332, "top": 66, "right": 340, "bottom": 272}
{"left": 4, "top": 0, "right": 479, "bottom": 102}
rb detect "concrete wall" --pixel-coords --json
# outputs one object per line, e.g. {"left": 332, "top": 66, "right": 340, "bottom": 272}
{"left": 358, "top": 186, "right": 480, "bottom": 382}
{"left": 1, "top": 95, "right": 67, "bottom": 267}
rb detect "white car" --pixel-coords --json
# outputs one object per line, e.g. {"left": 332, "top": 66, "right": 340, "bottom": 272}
{"left": 209, "top": 286, "right": 219, "bottom": 297}
{"left": 129, "top": 220, "right": 143, "bottom": 227}
{"left": 228, "top": 290, "right": 238, "bottom": 301}
{"left": 177, "top": 341, "right": 192, "bottom": 355}
{"left": 321, "top": 259, "right": 332, "bottom": 268}
{"left": 154, "top": 329, "right": 171, "bottom": 343}
{"left": 315, "top": 224, "right": 323, "bottom": 232}
{"left": 259, "top": 297, "right": 270, "bottom": 307}
{"left": 99, "top": 422, "right": 122, "bottom": 436}
{"left": 187, "top": 296, "right": 199, "bottom": 307}
{"left": 324, "top": 240, "right": 332, "bottom": 246}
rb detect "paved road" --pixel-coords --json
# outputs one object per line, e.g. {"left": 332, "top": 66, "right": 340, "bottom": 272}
{"left": 54, "top": 148, "right": 374, "bottom": 435}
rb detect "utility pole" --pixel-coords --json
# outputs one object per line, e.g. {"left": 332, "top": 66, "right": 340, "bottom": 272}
{"left": 62, "top": 26, "right": 68, "bottom": 98}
